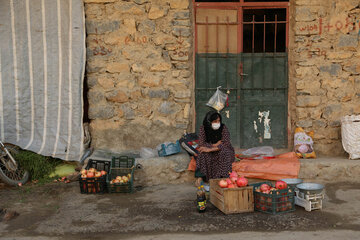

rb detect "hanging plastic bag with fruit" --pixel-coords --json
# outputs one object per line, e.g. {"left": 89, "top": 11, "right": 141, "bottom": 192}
{"left": 206, "top": 86, "right": 228, "bottom": 112}
{"left": 294, "top": 127, "right": 316, "bottom": 158}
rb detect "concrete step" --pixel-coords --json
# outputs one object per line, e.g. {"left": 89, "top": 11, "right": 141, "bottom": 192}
{"left": 299, "top": 157, "right": 360, "bottom": 183}
{"left": 86, "top": 150, "right": 360, "bottom": 186}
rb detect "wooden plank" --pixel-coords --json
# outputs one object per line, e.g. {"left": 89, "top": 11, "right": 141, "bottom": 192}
{"left": 196, "top": 9, "right": 237, "bottom": 24}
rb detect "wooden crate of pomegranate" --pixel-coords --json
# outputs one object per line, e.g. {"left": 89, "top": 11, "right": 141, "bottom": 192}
{"left": 209, "top": 178, "right": 254, "bottom": 214}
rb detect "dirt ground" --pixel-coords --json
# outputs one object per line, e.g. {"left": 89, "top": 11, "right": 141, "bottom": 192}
{"left": 0, "top": 181, "right": 359, "bottom": 239}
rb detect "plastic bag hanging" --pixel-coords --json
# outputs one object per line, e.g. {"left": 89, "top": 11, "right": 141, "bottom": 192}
{"left": 206, "top": 86, "right": 228, "bottom": 112}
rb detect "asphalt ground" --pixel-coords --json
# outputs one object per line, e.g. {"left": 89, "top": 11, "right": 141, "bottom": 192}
{"left": 0, "top": 181, "right": 359, "bottom": 239}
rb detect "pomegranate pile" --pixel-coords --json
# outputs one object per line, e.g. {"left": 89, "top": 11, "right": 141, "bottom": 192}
{"left": 254, "top": 180, "right": 294, "bottom": 212}
{"left": 218, "top": 171, "right": 249, "bottom": 188}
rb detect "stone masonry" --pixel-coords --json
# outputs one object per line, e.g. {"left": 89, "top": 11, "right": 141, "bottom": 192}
{"left": 290, "top": 0, "right": 360, "bottom": 156}
{"left": 84, "top": 0, "right": 193, "bottom": 152}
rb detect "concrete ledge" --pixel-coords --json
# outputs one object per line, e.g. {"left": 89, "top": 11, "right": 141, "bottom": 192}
{"left": 134, "top": 153, "right": 194, "bottom": 186}
{"left": 299, "top": 157, "right": 360, "bottom": 183}
{"left": 86, "top": 150, "right": 360, "bottom": 186}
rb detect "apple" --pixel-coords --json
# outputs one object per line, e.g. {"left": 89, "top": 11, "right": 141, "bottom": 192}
{"left": 81, "top": 169, "right": 87, "bottom": 175}
{"left": 87, "top": 172, "right": 95, "bottom": 178}
{"left": 100, "top": 170, "right": 107, "bottom": 176}
{"left": 88, "top": 168, "right": 96, "bottom": 173}
{"left": 81, "top": 174, "right": 87, "bottom": 179}
{"left": 95, "top": 172, "right": 102, "bottom": 178}
{"left": 228, "top": 183, "right": 236, "bottom": 188}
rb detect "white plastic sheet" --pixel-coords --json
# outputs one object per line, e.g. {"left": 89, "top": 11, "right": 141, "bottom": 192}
{"left": 341, "top": 115, "right": 360, "bottom": 159}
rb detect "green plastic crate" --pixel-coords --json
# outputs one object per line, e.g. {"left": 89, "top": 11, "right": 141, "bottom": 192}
{"left": 250, "top": 181, "right": 295, "bottom": 214}
{"left": 111, "top": 156, "right": 135, "bottom": 168}
{"left": 107, "top": 166, "right": 135, "bottom": 193}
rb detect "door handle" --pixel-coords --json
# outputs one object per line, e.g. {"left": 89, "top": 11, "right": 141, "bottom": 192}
{"left": 238, "top": 62, "right": 248, "bottom": 77}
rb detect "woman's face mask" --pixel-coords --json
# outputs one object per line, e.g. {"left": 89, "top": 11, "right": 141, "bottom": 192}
{"left": 212, "top": 122, "right": 221, "bottom": 130}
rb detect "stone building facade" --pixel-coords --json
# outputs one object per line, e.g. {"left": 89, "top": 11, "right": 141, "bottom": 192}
{"left": 84, "top": 0, "right": 360, "bottom": 156}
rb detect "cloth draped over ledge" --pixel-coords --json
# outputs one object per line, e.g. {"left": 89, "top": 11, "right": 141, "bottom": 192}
{"left": 232, "top": 152, "right": 301, "bottom": 180}
{"left": 188, "top": 152, "right": 301, "bottom": 181}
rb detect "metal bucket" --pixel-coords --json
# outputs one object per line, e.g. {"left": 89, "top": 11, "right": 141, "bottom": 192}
{"left": 281, "top": 178, "right": 303, "bottom": 189}
{"left": 296, "top": 183, "right": 325, "bottom": 194}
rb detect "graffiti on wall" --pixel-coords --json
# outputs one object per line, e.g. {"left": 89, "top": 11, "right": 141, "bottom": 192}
{"left": 298, "top": 16, "right": 360, "bottom": 58}
{"left": 124, "top": 35, "right": 148, "bottom": 45}
{"left": 90, "top": 38, "right": 113, "bottom": 56}
{"left": 298, "top": 17, "right": 360, "bottom": 35}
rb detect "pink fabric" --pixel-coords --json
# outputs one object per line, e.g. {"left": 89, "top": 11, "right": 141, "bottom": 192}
{"left": 232, "top": 152, "right": 300, "bottom": 180}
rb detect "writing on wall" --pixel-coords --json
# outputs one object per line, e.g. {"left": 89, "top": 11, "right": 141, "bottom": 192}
{"left": 298, "top": 17, "right": 360, "bottom": 35}
{"left": 124, "top": 35, "right": 148, "bottom": 45}
{"left": 91, "top": 38, "right": 112, "bottom": 56}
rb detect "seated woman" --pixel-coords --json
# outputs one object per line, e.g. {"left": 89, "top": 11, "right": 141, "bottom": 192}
{"left": 195, "top": 111, "right": 235, "bottom": 184}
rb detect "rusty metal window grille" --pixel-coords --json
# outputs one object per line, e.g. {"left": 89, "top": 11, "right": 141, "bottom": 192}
{"left": 195, "top": 0, "right": 240, "bottom": 2}
{"left": 244, "top": 0, "right": 289, "bottom": 2}
{"left": 243, "top": 8, "right": 286, "bottom": 53}
{"left": 195, "top": 0, "right": 289, "bottom": 2}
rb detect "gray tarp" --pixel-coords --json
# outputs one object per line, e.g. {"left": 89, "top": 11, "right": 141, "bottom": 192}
{"left": 0, "top": 0, "right": 86, "bottom": 161}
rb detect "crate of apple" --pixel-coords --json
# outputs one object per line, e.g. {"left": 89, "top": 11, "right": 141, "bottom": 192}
{"left": 80, "top": 168, "right": 107, "bottom": 179}
{"left": 107, "top": 167, "right": 134, "bottom": 193}
{"left": 79, "top": 168, "right": 107, "bottom": 194}
{"left": 218, "top": 171, "right": 249, "bottom": 188}
{"left": 109, "top": 173, "right": 132, "bottom": 185}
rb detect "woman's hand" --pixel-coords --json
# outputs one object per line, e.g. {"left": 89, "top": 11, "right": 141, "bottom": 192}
{"left": 198, "top": 147, "right": 211, "bottom": 153}
{"left": 212, "top": 140, "right": 222, "bottom": 147}
{"left": 198, "top": 146, "right": 219, "bottom": 153}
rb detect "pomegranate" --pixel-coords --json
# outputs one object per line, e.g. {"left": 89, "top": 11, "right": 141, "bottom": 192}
{"left": 230, "top": 176, "right": 238, "bottom": 184}
{"left": 219, "top": 179, "right": 228, "bottom": 188}
{"left": 275, "top": 180, "right": 287, "bottom": 190}
{"left": 261, "top": 205, "right": 268, "bottom": 211}
{"left": 266, "top": 197, "right": 272, "bottom": 206}
{"left": 229, "top": 171, "right": 238, "bottom": 178}
{"left": 227, "top": 183, "right": 236, "bottom": 188}
{"left": 226, "top": 178, "right": 232, "bottom": 185}
{"left": 260, "top": 183, "right": 270, "bottom": 192}
{"left": 236, "top": 177, "right": 248, "bottom": 187}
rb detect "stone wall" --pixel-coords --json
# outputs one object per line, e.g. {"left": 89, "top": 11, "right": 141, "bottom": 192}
{"left": 85, "top": 0, "right": 360, "bottom": 156}
{"left": 290, "top": 0, "right": 360, "bottom": 156}
{"left": 84, "top": 0, "right": 193, "bottom": 152}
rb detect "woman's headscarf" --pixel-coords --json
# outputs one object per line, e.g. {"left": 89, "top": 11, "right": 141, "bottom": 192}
{"left": 202, "top": 111, "right": 224, "bottom": 144}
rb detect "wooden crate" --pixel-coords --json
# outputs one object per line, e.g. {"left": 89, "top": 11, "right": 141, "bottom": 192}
{"left": 209, "top": 178, "right": 254, "bottom": 214}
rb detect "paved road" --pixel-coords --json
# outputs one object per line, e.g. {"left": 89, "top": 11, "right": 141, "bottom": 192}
{"left": 0, "top": 182, "right": 359, "bottom": 239}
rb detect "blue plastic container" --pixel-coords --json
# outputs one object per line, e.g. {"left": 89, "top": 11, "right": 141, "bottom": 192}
{"left": 158, "top": 140, "right": 181, "bottom": 157}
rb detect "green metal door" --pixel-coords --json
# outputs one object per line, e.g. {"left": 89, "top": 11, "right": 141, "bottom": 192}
{"left": 195, "top": 5, "right": 289, "bottom": 149}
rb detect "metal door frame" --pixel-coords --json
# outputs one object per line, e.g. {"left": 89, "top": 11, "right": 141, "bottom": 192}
{"left": 193, "top": 0, "right": 290, "bottom": 148}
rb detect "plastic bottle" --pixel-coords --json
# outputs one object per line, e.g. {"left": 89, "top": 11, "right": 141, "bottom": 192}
{"left": 196, "top": 185, "right": 206, "bottom": 213}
